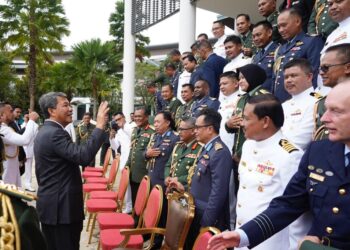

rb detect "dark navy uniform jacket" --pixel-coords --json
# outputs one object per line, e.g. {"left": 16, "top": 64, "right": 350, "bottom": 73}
{"left": 191, "top": 96, "right": 220, "bottom": 118}
{"left": 146, "top": 130, "right": 179, "bottom": 188}
{"left": 252, "top": 42, "right": 279, "bottom": 92}
{"left": 190, "top": 136, "right": 232, "bottom": 230}
{"left": 241, "top": 140, "right": 350, "bottom": 249}
{"left": 273, "top": 32, "right": 324, "bottom": 102}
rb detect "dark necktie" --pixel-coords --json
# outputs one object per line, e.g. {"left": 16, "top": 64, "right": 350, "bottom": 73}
{"left": 346, "top": 152, "right": 350, "bottom": 176}
{"left": 261, "top": 48, "right": 265, "bottom": 55}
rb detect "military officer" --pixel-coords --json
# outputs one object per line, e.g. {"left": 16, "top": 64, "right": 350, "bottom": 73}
{"left": 258, "top": 0, "right": 282, "bottom": 43}
{"left": 252, "top": 21, "right": 279, "bottom": 92}
{"left": 161, "top": 84, "right": 182, "bottom": 119}
{"left": 273, "top": 8, "right": 324, "bottom": 102}
{"left": 191, "top": 80, "right": 220, "bottom": 118}
{"left": 146, "top": 82, "right": 164, "bottom": 116}
{"left": 314, "top": 44, "right": 350, "bottom": 141}
{"left": 185, "top": 109, "right": 232, "bottom": 249}
{"left": 164, "top": 117, "right": 202, "bottom": 193}
{"left": 0, "top": 103, "right": 39, "bottom": 186}
{"left": 125, "top": 107, "right": 154, "bottom": 205}
{"left": 281, "top": 59, "right": 318, "bottom": 150}
{"left": 236, "top": 14, "right": 257, "bottom": 57}
{"left": 308, "top": 0, "right": 338, "bottom": 40}
{"left": 208, "top": 81, "right": 350, "bottom": 250}
{"left": 225, "top": 64, "right": 269, "bottom": 162}
{"left": 0, "top": 181, "right": 47, "bottom": 250}
{"left": 145, "top": 111, "right": 179, "bottom": 188}
{"left": 174, "top": 84, "right": 194, "bottom": 129}
{"left": 321, "top": 0, "right": 350, "bottom": 55}
{"left": 76, "top": 112, "right": 96, "bottom": 169}
{"left": 236, "top": 94, "right": 308, "bottom": 250}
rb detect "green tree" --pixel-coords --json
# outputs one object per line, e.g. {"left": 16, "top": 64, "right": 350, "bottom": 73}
{"left": 0, "top": 0, "right": 70, "bottom": 110}
{"left": 0, "top": 51, "right": 15, "bottom": 101}
{"left": 109, "top": 0, "right": 150, "bottom": 62}
{"left": 71, "top": 39, "right": 121, "bottom": 119}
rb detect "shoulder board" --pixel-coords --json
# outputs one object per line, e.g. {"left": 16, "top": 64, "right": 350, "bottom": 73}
{"left": 295, "top": 41, "right": 304, "bottom": 46}
{"left": 173, "top": 131, "right": 179, "bottom": 136}
{"left": 146, "top": 124, "right": 155, "bottom": 130}
{"left": 198, "top": 142, "right": 205, "bottom": 147}
{"left": 0, "top": 182, "right": 37, "bottom": 201}
{"left": 176, "top": 141, "right": 185, "bottom": 145}
{"left": 259, "top": 89, "right": 270, "bottom": 94}
{"left": 279, "top": 139, "right": 299, "bottom": 153}
{"left": 214, "top": 142, "right": 223, "bottom": 151}
{"left": 310, "top": 92, "right": 323, "bottom": 99}
{"left": 209, "top": 97, "right": 217, "bottom": 101}
{"left": 171, "top": 97, "right": 176, "bottom": 101}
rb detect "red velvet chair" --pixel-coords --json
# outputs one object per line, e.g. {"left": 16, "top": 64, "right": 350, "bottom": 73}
{"left": 99, "top": 185, "right": 163, "bottom": 250}
{"left": 85, "top": 166, "right": 130, "bottom": 244}
{"left": 97, "top": 175, "right": 151, "bottom": 231}
{"left": 85, "top": 155, "right": 119, "bottom": 185}
{"left": 82, "top": 157, "right": 119, "bottom": 201}
{"left": 81, "top": 148, "right": 112, "bottom": 179}
{"left": 192, "top": 227, "right": 221, "bottom": 250}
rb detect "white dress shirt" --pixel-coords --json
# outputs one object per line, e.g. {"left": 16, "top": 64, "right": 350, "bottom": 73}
{"left": 213, "top": 34, "right": 227, "bottom": 59}
{"left": 223, "top": 52, "right": 252, "bottom": 73}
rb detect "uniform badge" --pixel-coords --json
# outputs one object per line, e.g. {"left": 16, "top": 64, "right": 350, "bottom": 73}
{"left": 291, "top": 109, "right": 302, "bottom": 116}
{"left": 325, "top": 171, "right": 334, "bottom": 177}
{"left": 214, "top": 142, "right": 223, "bottom": 151}
{"left": 309, "top": 172, "right": 325, "bottom": 182}
{"left": 308, "top": 165, "right": 315, "bottom": 171}
{"left": 316, "top": 168, "right": 324, "bottom": 174}
{"left": 203, "top": 154, "right": 209, "bottom": 159}
{"left": 279, "top": 139, "right": 299, "bottom": 153}
{"left": 296, "top": 41, "right": 304, "bottom": 46}
{"left": 141, "top": 133, "right": 150, "bottom": 138}
{"left": 186, "top": 154, "right": 197, "bottom": 159}
{"left": 241, "top": 161, "right": 247, "bottom": 167}
{"left": 333, "top": 32, "right": 347, "bottom": 43}
{"left": 258, "top": 185, "right": 264, "bottom": 192}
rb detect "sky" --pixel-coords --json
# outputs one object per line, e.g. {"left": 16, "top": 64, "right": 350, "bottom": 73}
{"left": 61, "top": 0, "right": 233, "bottom": 50}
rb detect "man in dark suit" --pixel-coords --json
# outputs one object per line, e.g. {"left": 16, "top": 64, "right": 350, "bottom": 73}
{"left": 208, "top": 81, "right": 350, "bottom": 250}
{"left": 34, "top": 92, "right": 109, "bottom": 250}
{"left": 197, "top": 40, "right": 227, "bottom": 98}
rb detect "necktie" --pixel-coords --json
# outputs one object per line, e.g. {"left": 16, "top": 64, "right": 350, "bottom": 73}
{"left": 345, "top": 152, "right": 350, "bottom": 176}
{"left": 261, "top": 48, "right": 265, "bottom": 55}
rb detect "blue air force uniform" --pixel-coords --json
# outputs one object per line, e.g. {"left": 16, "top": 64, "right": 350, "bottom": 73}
{"left": 145, "top": 130, "right": 179, "bottom": 188}
{"left": 190, "top": 136, "right": 232, "bottom": 230}
{"left": 191, "top": 96, "right": 220, "bottom": 118}
{"left": 239, "top": 140, "right": 350, "bottom": 249}
{"left": 273, "top": 32, "right": 324, "bottom": 102}
{"left": 252, "top": 42, "right": 279, "bottom": 92}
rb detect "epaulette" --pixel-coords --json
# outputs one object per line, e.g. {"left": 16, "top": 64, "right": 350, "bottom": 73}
{"left": 214, "top": 142, "right": 223, "bottom": 151}
{"left": 279, "top": 139, "right": 299, "bottom": 153}
{"left": 310, "top": 92, "right": 323, "bottom": 100}
{"left": 296, "top": 41, "right": 304, "bottom": 46}
{"left": 209, "top": 97, "right": 217, "bottom": 101}
{"left": 173, "top": 131, "right": 179, "bottom": 136}
{"left": 171, "top": 97, "right": 177, "bottom": 101}
{"left": 0, "top": 181, "right": 37, "bottom": 201}
{"left": 259, "top": 89, "right": 270, "bottom": 94}
{"left": 145, "top": 124, "right": 155, "bottom": 130}
{"left": 175, "top": 141, "right": 185, "bottom": 145}
{"left": 198, "top": 142, "right": 205, "bottom": 147}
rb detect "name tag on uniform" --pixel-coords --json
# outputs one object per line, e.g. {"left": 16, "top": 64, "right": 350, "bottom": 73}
{"left": 309, "top": 172, "right": 325, "bottom": 182}
{"left": 186, "top": 154, "right": 197, "bottom": 159}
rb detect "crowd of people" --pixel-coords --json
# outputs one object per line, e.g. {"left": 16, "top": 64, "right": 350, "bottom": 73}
{"left": 1, "top": 0, "right": 350, "bottom": 249}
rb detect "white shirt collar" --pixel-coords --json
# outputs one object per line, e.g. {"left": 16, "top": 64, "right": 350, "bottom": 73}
{"left": 339, "top": 16, "right": 350, "bottom": 28}
{"left": 291, "top": 86, "right": 314, "bottom": 101}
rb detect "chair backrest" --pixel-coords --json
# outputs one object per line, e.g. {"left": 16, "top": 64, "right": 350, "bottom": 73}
{"left": 133, "top": 176, "right": 150, "bottom": 227}
{"left": 102, "top": 147, "right": 112, "bottom": 175}
{"left": 116, "top": 166, "right": 130, "bottom": 212}
{"left": 107, "top": 156, "right": 120, "bottom": 188}
{"left": 142, "top": 185, "right": 163, "bottom": 229}
{"left": 162, "top": 191, "right": 195, "bottom": 250}
{"left": 192, "top": 227, "right": 221, "bottom": 250}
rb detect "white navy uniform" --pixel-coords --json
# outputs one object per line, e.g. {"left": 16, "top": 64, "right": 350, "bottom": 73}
{"left": 0, "top": 120, "right": 38, "bottom": 186}
{"left": 218, "top": 90, "right": 240, "bottom": 153}
{"left": 110, "top": 122, "right": 135, "bottom": 213}
{"left": 282, "top": 87, "right": 317, "bottom": 150}
{"left": 236, "top": 131, "right": 307, "bottom": 250}
{"left": 321, "top": 16, "right": 350, "bottom": 55}
{"left": 223, "top": 53, "right": 251, "bottom": 73}
{"left": 213, "top": 35, "right": 227, "bottom": 59}
{"left": 177, "top": 70, "right": 192, "bottom": 103}
{"left": 23, "top": 126, "right": 38, "bottom": 190}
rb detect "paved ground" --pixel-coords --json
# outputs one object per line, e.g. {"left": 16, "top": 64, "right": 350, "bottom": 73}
{"left": 26, "top": 150, "right": 119, "bottom": 250}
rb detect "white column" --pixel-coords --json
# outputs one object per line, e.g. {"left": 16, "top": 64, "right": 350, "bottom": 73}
{"left": 179, "top": 0, "right": 196, "bottom": 53}
{"left": 122, "top": 0, "right": 135, "bottom": 121}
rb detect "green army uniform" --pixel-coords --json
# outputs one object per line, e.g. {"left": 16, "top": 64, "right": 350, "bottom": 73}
{"left": 76, "top": 122, "right": 96, "bottom": 167}
{"left": 174, "top": 100, "right": 194, "bottom": 128}
{"left": 75, "top": 122, "right": 96, "bottom": 145}
{"left": 164, "top": 140, "right": 203, "bottom": 190}
{"left": 313, "top": 95, "right": 329, "bottom": 141}
{"left": 267, "top": 10, "right": 283, "bottom": 43}
{"left": 163, "top": 97, "right": 182, "bottom": 119}
{"left": 226, "top": 86, "right": 270, "bottom": 160}
{"left": 125, "top": 124, "right": 155, "bottom": 183}
{"left": 240, "top": 31, "right": 257, "bottom": 56}
{"left": 308, "top": 0, "right": 338, "bottom": 40}
{"left": 0, "top": 182, "right": 47, "bottom": 250}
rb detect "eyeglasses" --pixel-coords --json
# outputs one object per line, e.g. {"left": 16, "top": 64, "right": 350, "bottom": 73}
{"left": 115, "top": 117, "right": 123, "bottom": 122}
{"left": 178, "top": 127, "right": 195, "bottom": 132}
{"left": 194, "top": 124, "right": 213, "bottom": 129}
{"left": 319, "top": 61, "right": 350, "bottom": 73}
